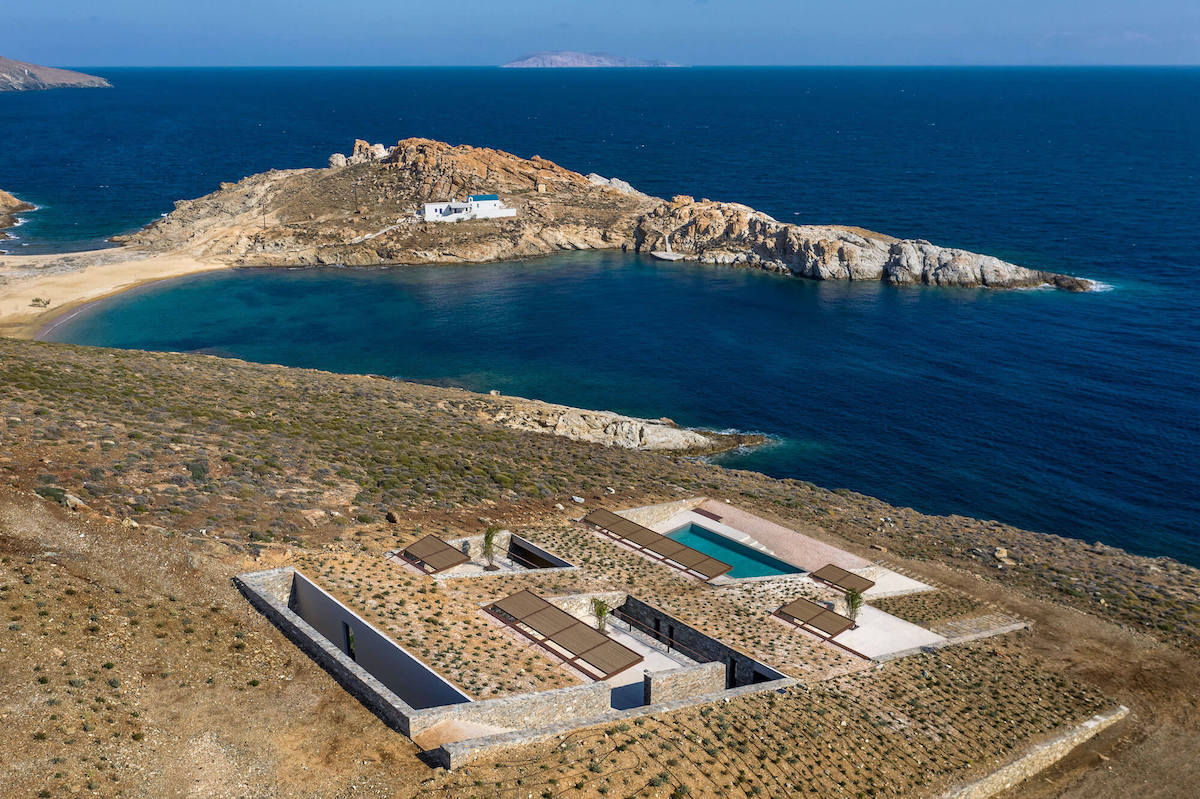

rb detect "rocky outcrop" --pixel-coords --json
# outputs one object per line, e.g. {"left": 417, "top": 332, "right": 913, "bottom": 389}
{"left": 586, "top": 174, "right": 648, "bottom": 198}
{"left": 0, "top": 189, "right": 34, "bottom": 241}
{"left": 501, "top": 51, "right": 681, "bottom": 68}
{"left": 122, "top": 137, "right": 1091, "bottom": 291}
{"left": 451, "top": 394, "right": 754, "bottom": 452}
{"left": 123, "top": 137, "right": 659, "bottom": 266}
{"left": 0, "top": 56, "right": 110, "bottom": 91}
{"left": 635, "top": 196, "right": 1093, "bottom": 291}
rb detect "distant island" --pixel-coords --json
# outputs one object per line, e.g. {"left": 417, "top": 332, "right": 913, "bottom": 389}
{"left": 0, "top": 56, "right": 111, "bottom": 91}
{"left": 501, "top": 51, "right": 682, "bottom": 68}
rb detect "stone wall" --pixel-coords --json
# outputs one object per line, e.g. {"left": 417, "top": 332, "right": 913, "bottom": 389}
{"left": 547, "top": 591, "right": 628, "bottom": 623}
{"left": 246, "top": 566, "right": 295, "bottom": 603}
{"left": 939, "top": 706, "right": 1129, "bottom": 799}
{"left": 436, "top": 675, "right": 795, "bottom": 769}
{"left": 643, "top": 662, "right": 724, "bottom": 705}
{"left": 614, "top": 497, "right": 707, "bottom": 529}
{"left": 448, "top": 529, "right": 513, "bottom": 560}
{"left": 235, "top": 568, "right": 423, "bottom": 736}
{"left": 239, "top": 570, "right": 612, "bottom": 741}
{"left": 409, "top": 681, "right": 611, "bottom": 737}
{"left": 617, "top": 596, "right": 786, "bottom": 687}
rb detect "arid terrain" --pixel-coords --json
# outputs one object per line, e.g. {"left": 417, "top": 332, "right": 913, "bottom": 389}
{"left": 0, "top": 337, "right": 1196, "bottom": 798}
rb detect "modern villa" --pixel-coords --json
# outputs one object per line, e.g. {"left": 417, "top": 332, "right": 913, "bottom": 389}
{"left": 236, "top": 496, "right": 1032, "bottom": 769}
{"left": 422, "top": 194, "right": 517, "bottom": 222}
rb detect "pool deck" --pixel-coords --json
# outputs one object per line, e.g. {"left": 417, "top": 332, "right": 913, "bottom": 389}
{"left": 650, "top": 501, "right": 932, "bottom": 597}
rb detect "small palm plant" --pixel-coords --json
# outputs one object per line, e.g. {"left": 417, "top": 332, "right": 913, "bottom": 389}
{"left": 843, "top": 588, "right": 864, "bottom": 628}
{"left": 481, "top": 524, "right": 501, "bottom": 571}
{"left": 592, "top": 598, "right": 610, "bottom": 633}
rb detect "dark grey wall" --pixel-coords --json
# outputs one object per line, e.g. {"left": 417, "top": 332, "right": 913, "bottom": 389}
{"left": 617, "top": 597, "right": 786, "bottom": 688}
{"left": 289, "top": 573, "right": 470, "bottom": 710}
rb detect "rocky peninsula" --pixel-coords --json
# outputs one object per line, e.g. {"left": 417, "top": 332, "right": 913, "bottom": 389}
{"left": 121, "top": 136, "right": 1092, "bottom": 290}
{"left": 0, "top": 56, "right": 110, "bottom": 91}
{"left": 0, "top": 136, "right": 1095, "bottom": 338}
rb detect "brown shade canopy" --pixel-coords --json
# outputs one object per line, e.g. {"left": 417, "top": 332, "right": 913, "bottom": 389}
{"left": 776, "top": 596, "right": 855, "bottom": 638}
{"left": 488, "top": 589, "right": 643, "bottom": 680}
{"left": 809, "top": 564, "right": 876, "bottom": 594}
{"left": 583, "top": 509, "right": 732, "bottom": 581}
{"left": 401, "top": 534, "right": 470, "bottom": 574}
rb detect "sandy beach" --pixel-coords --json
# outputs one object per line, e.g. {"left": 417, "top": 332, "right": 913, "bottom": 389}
{"left": 0, "top": 246, "right": 230, "bottom": 339}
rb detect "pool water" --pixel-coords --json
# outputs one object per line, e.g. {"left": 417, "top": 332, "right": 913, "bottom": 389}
{"left": 667, "top": 523, "right": 802, "bottom": 579}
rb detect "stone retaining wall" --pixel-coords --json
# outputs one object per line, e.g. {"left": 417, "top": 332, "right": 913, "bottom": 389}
{"left": 643, "top": 661, "right": 724, "bottom": 705}
{"left": 613, "top": 497, "right": 706, "bottom": 528}
{"left": 239, "top": 570, "right": 622, "bottom": 742}
{"left": 235, "top": 567, "right": 423, "bottom": 736}
{"left": 410, "top": 681, "right": 610, "bottom": 737}
{"left": 436, "top": 675, "right": 796, "bottom": 769}
{"left": 939, "top": 705, "right": 1129, "bottom": 799}
{"left": 547, "top": 591, "right": 628, "bottom": 622}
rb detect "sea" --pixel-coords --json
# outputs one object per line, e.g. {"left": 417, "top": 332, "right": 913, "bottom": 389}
{"left": 2, "top": 67, "right": 1197, "bottom": 565}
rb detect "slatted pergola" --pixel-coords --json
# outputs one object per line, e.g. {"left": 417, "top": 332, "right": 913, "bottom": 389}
{"left": 486, "top": 589, "right": 644, "bottom": 680}
{"left": 774, "top": 596, "right": 856, "bottom": 640}
{"left": 400, "top": 534, "right": 470, "bottom": 574}
{"left": 583, "top": 509, "right": 732, "bottom": 582}
{"left": 809, "top": 564, "right": 876, "bottom": 594}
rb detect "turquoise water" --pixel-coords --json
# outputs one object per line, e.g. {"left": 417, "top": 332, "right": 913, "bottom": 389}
{"left": 667, "top": 524, "right": 802, "bottom": 579}
{"left": 6, "top": 68, "right": 1199, "bottom": 565}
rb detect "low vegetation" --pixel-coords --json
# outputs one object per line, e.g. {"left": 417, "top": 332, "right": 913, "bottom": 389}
{"left": 0, "top": 336, "right": 1196, "bottom": 797}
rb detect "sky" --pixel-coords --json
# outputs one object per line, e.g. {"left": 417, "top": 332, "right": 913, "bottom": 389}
{"left": 8, "top": 0, "right": 1200, "bottom": 67}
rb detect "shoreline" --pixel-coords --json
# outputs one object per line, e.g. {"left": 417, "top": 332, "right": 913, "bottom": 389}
{"left": 0, "top": 246, "right": 231, "bottom": 339}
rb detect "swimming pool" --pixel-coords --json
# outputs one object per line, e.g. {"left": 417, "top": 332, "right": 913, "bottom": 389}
{"left": 667, "top": 523, "right": 802, "bottom": 579}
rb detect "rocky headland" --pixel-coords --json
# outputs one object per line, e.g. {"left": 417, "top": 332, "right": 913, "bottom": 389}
{"left": 0, "top": 189, "right": 34, "bottom": 242}
{"left": 441, "top": 391, "right": 763, "bottom": 453}
{"left": 501, "top": 51, "right": 681, "bottom": 68}
{"left": 0, "top": 56, "right": 110, "bottom": 91}
{"left": 635, "top": 196, "right": 1093, "bottom": 291}
{"left": 121, "top": 136, "right": 1093, "bottom": 291}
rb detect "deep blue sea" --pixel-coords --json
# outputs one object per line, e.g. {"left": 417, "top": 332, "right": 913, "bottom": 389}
{"left": 3, "top": 68, "right": 1197, "bottom": 565}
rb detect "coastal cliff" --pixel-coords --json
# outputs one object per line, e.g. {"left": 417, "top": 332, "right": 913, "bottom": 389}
{"left": 0, "top": 56, "right": 110, "bottom": 91}
{"left": 120, "top": 137, "right": 1091, "bottom": 290}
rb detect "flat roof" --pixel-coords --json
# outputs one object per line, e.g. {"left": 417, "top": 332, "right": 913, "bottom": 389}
{"left": 488, "top": 589, "right": 643, "bottom": 680}
{"left": 401, "top": 535, "right": 471, "bottom": 574}
{"left": 810, "top": 564, "right": 876, "bottom": 594}
{"left": 584, "top": 509, "right": 732, "bottom": 581}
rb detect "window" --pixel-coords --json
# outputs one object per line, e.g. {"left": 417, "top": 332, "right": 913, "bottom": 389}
{"left": 342, "top": 621, "right": 357, "bottom": 661}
